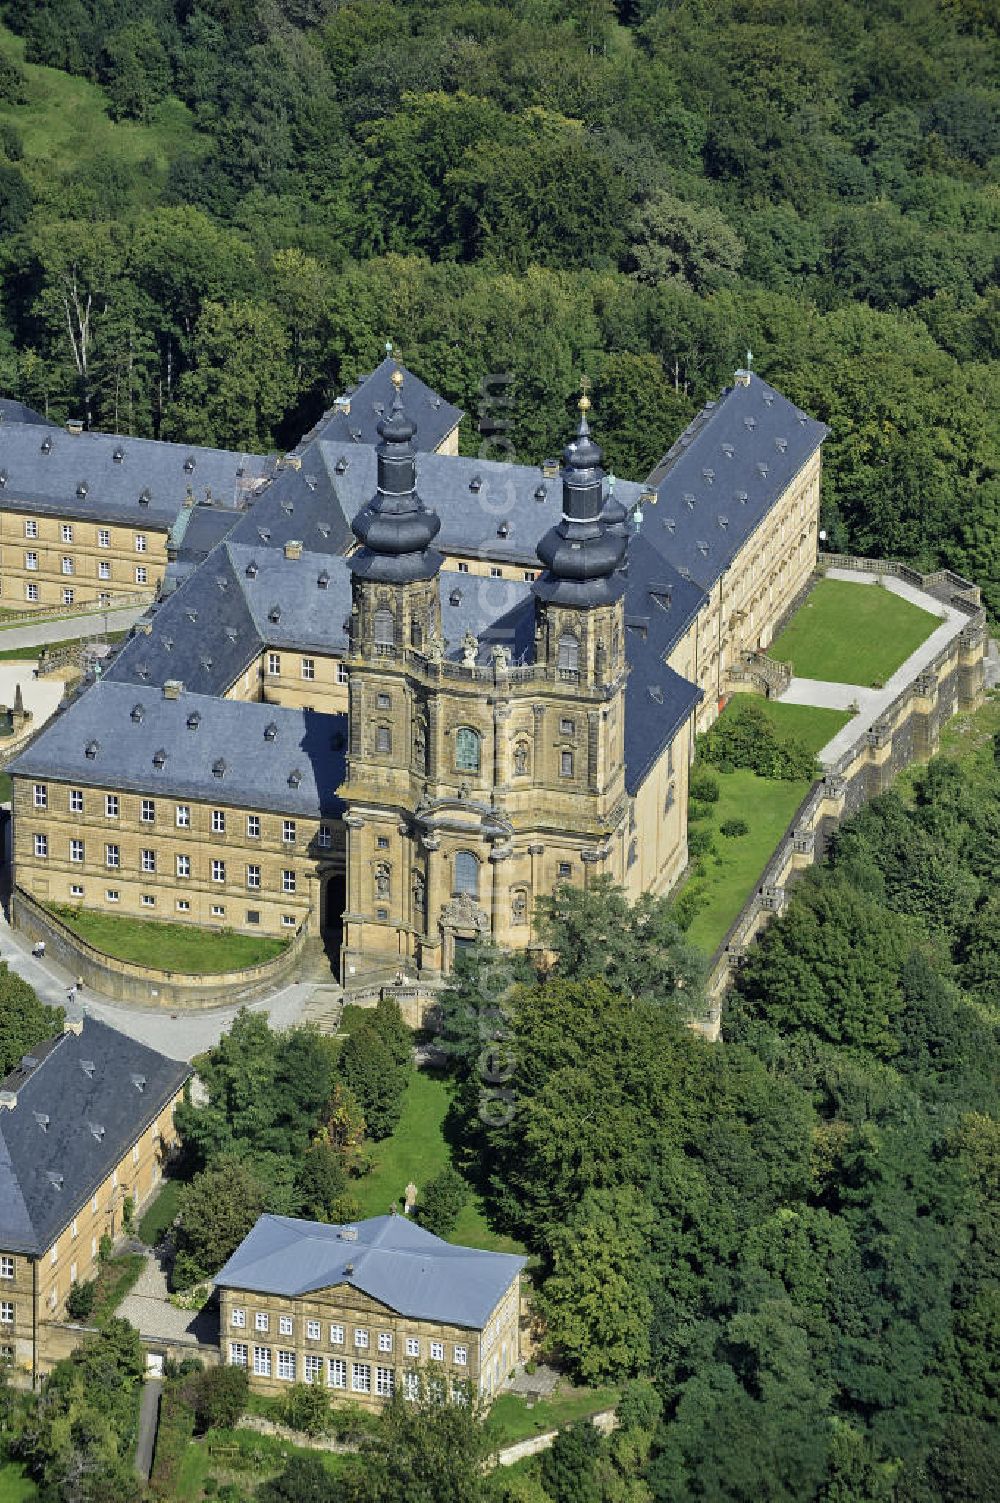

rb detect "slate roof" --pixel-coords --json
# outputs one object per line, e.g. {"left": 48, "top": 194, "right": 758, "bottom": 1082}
{"left": 163, "top": 503, "right": 247, "bottom": 593}
{"left": 645, "top": 373, "right": 826, "bottom": 591}
{"left": 298, "top": 357, "right": 463, "bottom": 454}
{"left": 214, "top": 1213, "right": 525, "bottom": 1330}
{"left": 0, "top": 1017, "right": 190, "bottom": 1256}
{"left": 0, "top": 398, "right": 53, "bottom": 428}
{"left": 9, "top": 682, "right": 348, "bottom": 819}
{"left": 0, "top": 422, "right": 272, "bottom": 529}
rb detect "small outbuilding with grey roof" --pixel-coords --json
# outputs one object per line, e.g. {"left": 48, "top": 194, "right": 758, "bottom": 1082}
{"left": 214, "top": 1213, "right": 526, "bottom": 1407}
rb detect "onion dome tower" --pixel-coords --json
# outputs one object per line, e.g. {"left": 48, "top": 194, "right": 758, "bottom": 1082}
{"left": 532, "top": 394, "right": 627, "bottom": 608}
{"left": 349, "top": 368, "right": 443, "bottom": 585}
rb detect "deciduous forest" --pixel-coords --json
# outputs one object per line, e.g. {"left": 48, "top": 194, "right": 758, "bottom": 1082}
{"left": 0, "top": 0, "right": 996, "bottom": 604}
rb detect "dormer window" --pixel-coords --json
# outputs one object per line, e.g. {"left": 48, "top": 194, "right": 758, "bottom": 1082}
{"left": 264, "top": 723, "right": 278, "bottom": 742}
{"left": 245, "top": 561, "right": 258, "bottom": 579}
{"left": 138, "top": 488, "right": 151, "bottom": 506}
{"left": 469, "top": 476, "right": 482, "bottom": 493}
{"left": 40, "top": 437, "right": 52, "bottom": 454}
{"left": 212, "top": 758, "right": 226, "bottom": 778}
{"left": 736, "top": 490, "right": 749, "bottom": 504}
{"left": 497, "top": 521, "right": 509, "bottom": 538}
{"left": 130, "top": 1074, "right": 146, "bottom": 1092}
{"left": 702, "top": 468, "right": 715, "bottom": 483}
{"left": 113, "top": 447, "right": 125, "bottom": 463}
{"left": 684, "top": 493, "right": 695, "bottom": 509}
{"left": 152, "top": 748, "right": 167, "bottom": 769}
{"left": 85, "top": 740, "right": 99, "bottom": 759}
{"left": 534, "top": 485, "right": 547, "bottom": 502}
{"left": 268, "top": 606, "right": 281, "bottom": 624}
{"left": 131, "top": 704, "right": 144, "bottom": 723}
{"left": 76, "top": 481, "right": 88, "bottom": 499}
{"left": 775, "top": 437, "right": 788, "bottom": 453}
{"left": 183, "top": 456, "right": 195, "bottom": 473}
{"left": 756, "top": 463, "right": 769, "bottom": 478}
{"left": 187, "top": 712, "right": 201, "bottom": 730}
{"left": 288, "top": 769, "right": 302, "bottom": 788}
{"left": 449, "top": 589, "right": 462, "bottom": 607}
{"left": 318, "top": 571, "right": 330, "bottom": 589}
{"left": 335, "top": 457, "right": 348, "bottom": 475}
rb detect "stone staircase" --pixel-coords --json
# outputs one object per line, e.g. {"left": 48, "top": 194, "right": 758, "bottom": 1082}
{"left": 300, "top": 984, "right": 345, "bottom": 1035}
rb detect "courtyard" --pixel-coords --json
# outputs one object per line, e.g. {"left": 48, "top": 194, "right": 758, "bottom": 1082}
{"left": 768, "top": 575, "right": 941, "bottom": 685}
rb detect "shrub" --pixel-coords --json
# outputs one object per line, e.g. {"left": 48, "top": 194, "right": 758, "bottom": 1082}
{"left": 416, "top": 1165, "right": 468, "bottom": 1237}
{"left": 337, "top": 1025, "right": 407, "bottom": 1141}
{"left": 282, "top": 1381, "right": 330, "bottom": 1437}
{"left": 700, "top": 698, "right": 817, "bottom": 781}
{"left": 98, "top": 1233, "right": 112, "bottom": 1262}
{"left": 66, "top": 1280, "right": 96, "bottom": 1321}
{"left": 688, "top": 827, "right": 714, "bottom": 858}
{"left": 720, "top": 818, "right": 749, "bottom": 837}
{"left": 689, "top": 768, "right": 720, "bottom": 803}
{"left": 687, "top": 799, "right": 713, "bottom": 823}
{"left": 192, "top": 1365, "right": 249, "bottom": 1433}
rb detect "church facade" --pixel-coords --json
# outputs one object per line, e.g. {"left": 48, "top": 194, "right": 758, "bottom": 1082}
{"left": 7, "top": 360, "right": 826, "bottom": 984}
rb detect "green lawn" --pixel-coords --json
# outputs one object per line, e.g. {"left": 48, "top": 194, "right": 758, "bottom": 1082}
{"left": 0, "top": 1460, "right": 38, "bottom": 1503}
{"left": 138, "top": 1177, "right": 184, "bottom": 1246}
{"left": 726, "top": 694, "right": 853, "bottom": 757}
{"left": 0, "top": 23, "right": 202, "bottom": 192}
{"left": 682, "top": 768, "right": 814, "bottom": 955}
{"left": 46, "top": 905, "right": 288, "bottom": 973}
{"left": 486, "top": 1387, "right": 619, "bottom": 1448}
{"left": 351, "top": 1069, "right": 524, "bottom": 1255}
{"left": 0, "top": 632, "right": 127, "bottom": 661}
{"left": 768, "top": 578, "right": 941, "bottom": 686}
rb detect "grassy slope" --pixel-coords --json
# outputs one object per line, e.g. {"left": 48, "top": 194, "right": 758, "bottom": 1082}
{"left": 487, "top": 1387, "right": 620, "bottom": 1448}
{"left": 0, "top": 22, "right": 201, "bottom": 191}
{"left": 47, "top": 905, "right": 287, "bottom": 973}
{"left": 138, "top": 1177, "right": 184, "bottom": 1246}
{"left": 769, "top": 578, "right": 940, "bottom": 686}
{"left": 351, "top": 1069, "right": 524, "bottom": 1255}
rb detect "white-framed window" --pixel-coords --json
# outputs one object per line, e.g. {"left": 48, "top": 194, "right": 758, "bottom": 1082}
{"left": 282, "top": 819, "right": 296, "bottom": 843}
{"left": 253, "top": 1346, "right": 271, "bottom": 1377}
{"left": 267, "top": 653, "right": 280, "bottom": 676}
{"left": 246, "top": 865, "right": 260, "bottom": 889}
{"left": 281, "top": 914, "right": 296, "bottom": 928}
{"left": 105, "top": 794, "right": 119, "bottom": 818}
{"left": 49, "top": 1246, "right": 57, "bottom": 1266}
{"left": 176, "top": 855, "right": 190, "bottom": 878}
{"left": 134, "top": 533, "right": 147, "bottom": 553}
{"left": 316, "top": 825, "right": 332, "bottom": 849}
{"left": 489, "top": 566, "right": 502, "bottom": 578}
{"left": 304, "top": 1354, "right": 322, "bottom": 1385}
{"left": 403, "top": 1371, "right": 420, "bottom": 1401}
{"left": 140, "top": 798, "right": 155, "bottom": 822}
{"left": 98, "top": 560, "right": 111, "bottom": 579}
{"left": 212, "top": 809, "right": 226, "bottom": 833}
{"left": 306, "top": 1319, "right": 321, "bottom": 1341}
{"left": 24, "top": 584, "right": 38, "bottom": 602}
{"left": 327, "top": 1357, "right": 346, "bottom": 1389}
{"left": 0, "top": 1304, "right": 12, "bottom": 1325}
{"left": 276, "top": 1350, "right": 296, "bottom": 1381}
{"left": 428, "top": 1374, "right": 446, "bottom": 1403}
{"left": 337, "top": 663, "right": 349, "bottom": 684}
{"left": 351, "top": 1362, "right": 371, "bottom": 1393}
{"left": 69, "top": 788, "right": 83, "bottom": 813}
{"left": 282, "top": 869, "right": 295, "bottom": 894}
{"left": 405, "top": 1337, "right": 420, "bottom": 1358}
{"left": 378, "top": 1332, "right": 393, "bottom": 1353}
{"left": 212, "top": 859, "right": 225, "bottom": 882}
{"left": 330, "top": 1323, "right": 344, "bottom": 1345}
{"left": 62, "top": 588, "right": 74, "bottom": 606}
{"left": 231, "top": 1307, "right": 246, "bottom": 1328}
{"left": 247, "top": 815, "right": 260, "bottom": 839}
{"left": 98, "top": 528, "right": 110, "bottom": 548}
{"left": 24, "top": 551, "right": 37, "bottom": 571}
{"left": 454, "top": 1345, "right": 467, "bottom": 1366}
{"left": 33, "top": 833, "right": 48, "bottom": 858}
{"left": 278, "top": 1315, "right": 293, "bottom": 1336}
{"left": 211, "top": 904, "right": 225, "bottom": 918}
{"left": 33, "top": 783, "right": 47, "bottom": 808}
{"left": 135, "top": 566, "right": 147, "bottom": 585}
{"left": 376, "top": 1366, "right": 395, "bottom": 1397}
{"left": 255, "top": 1311, "right": 269, "bottom": 1332}
{"left": 559, "top": 717, "right": 575, "bottom": 737}
{"left": 105, "top": 844, "right": 119, "bottom": 868}
{"left": 70, "top": 884, "right": 84, "bottom": 898}
{"left": 141, "top": 892, "right": 155, "bottom": 908}
{"left": 0, "top": 1257, "right": 13, "bottom": 1280}
{"left": 230, "top": 1342, "right": 248, "bottom": 1367}
{"left": 300, "top": 657, "right": 315, "bottom": 680}
{"left": 105, "top": 888, "right": 119, "bottom": 903}
{"left": 61, "top": 556, "right": 74, "bottom": 575}
{"left": 430, "top": 1340, "right": 444, "bottom": 1361}
{"left": 354, "top": 1328, "right": 369, "bottom": 1350}
{"left": 24, "top": 519, "right": 37, "bottom": 539}
{"left": 70, "top": 839, "right": 84, "bottom": 863}
{"left": 176, "top": 804, "right": 190, "bottom": 828}
{"left": 141, "top": 849, "right": 156, "bottom": 873}
{"left": 176, "top": 899, "right": 190, "bottom": 912}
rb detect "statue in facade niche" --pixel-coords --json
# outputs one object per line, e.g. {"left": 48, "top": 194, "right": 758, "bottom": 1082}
{"left": 513, "top": 741, "right": 529, "bottom": 776}
{"left": 490, "top": 644, "right": 510, "bottom": 677}
{"left": 511, "top": 889, "right": 528, "bottom": 924}
{"left": 426, "top": 634, "right": 444, "bottom": 664}
{"left": 462, "top": 632, "right": 478, "bottom": 667}
{"left": 374, "top": 862, "right": 390, "bottom": 899}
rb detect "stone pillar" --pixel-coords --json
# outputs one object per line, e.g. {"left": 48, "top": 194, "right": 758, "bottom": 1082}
{"left": 422, "top": 835, "right": 442, "bottom": 971}
{"left": 489, "top": 845, "right": 511, "bottom": 942}
{"left": 532, "top": 704, "right": 545, "bottom": 783}
{"left": 493, "top": 703, "right": 510, "bottom": 791}
{"left": 528, "top": 843, "right": 543, "bottom": 908}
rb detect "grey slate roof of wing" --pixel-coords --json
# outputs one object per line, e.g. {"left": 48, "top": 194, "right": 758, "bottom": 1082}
{"left": 299, "top": 358, "right": 463, "bottom": 454}
{"left": 0, "top": 398, "right": 53, "bottom": 427}
{"left": 0, "top": 422, "right": 272, "bottom": 529}
{"left": 108, "top": 545, "right": 263, "bottom": 695}
{"left": 162, "top": 504, "right": 248, "bottom": 596}
{"left": 644, "top": 374, "right": 827, "bottom": 591}
{"left": 9, "top": 682, "right": 348, "bottom": 819}
{"left": 214, "top": 1213, "right": 525, "bottom": 1329}
{"left": 225, "top": 446, "right": 355, "bottom": 558}
{"left": 0, "top": 1018, "right": 190, "bottom": 1255}
{"left": 226, "top": 542, "right": 352, "bottom": 654}
{"left": 621, "top": 533, "right": 706, "bottom": 794}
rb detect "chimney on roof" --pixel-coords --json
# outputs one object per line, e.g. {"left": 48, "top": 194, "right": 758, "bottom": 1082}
{"left": 136, "top": 620, "right": 153, "bottom": 636}
{"left": 283, "top": 540, "right": 303, "bottom": 561}
{"left": 335, "top": 394, "right": 351, "bottom": 416}
{"left": 278, "top": 453, "right": 302, "bottom": 472}
{"left": 66, "top": 419, "right": 84, "bottom": 436}
{"left": 163, "top": 680, "right": 183, "bottom": 700}
{"left": 734, "top": 368, "right": 751, "bottom": 388}
{"left": 63, "top": 1017, "right": 83, "bottom": 1036}
{"left": 0, "top": 1090, "right": 17, "bottom": 1110}
{"left": 344, "top": 1262, "right": 354, "bottom": 1276}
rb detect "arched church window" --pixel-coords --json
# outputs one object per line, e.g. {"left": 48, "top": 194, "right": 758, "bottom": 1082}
{"left": 454, "top": 850, "right": 479, "bottom": 898}
{"left": 373, "top": 607, "right": 394, "bottom": 655}
{"left": 557, "top": 633, "right": 579, "bottom": 676}
{"left": 455, "top": 727, "right": 481, "bottom": 773}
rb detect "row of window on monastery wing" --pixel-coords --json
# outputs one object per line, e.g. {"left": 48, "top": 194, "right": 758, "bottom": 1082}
{"left": 30, "top": 785, "right": 334, "bottom": 846}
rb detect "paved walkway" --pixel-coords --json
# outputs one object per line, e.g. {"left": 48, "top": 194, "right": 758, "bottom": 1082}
{"left": 0, "top": 604, "right": 144, "bottom": 652}
{"left": 135, "top": 1376, "right": 162, "bottom": 1480}
{"left": 117, "top": 1249, "right": 218, "bottom": 1347}
{"left": 779, "top": 569, "right": 970, "bottom": 768}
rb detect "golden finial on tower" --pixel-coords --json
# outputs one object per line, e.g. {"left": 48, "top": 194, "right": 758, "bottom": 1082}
{"left": 579, "top": 374, "right": 592, "bottom": 413}
{"left": 390, "top": 367, "right": 404, "bottom": 390}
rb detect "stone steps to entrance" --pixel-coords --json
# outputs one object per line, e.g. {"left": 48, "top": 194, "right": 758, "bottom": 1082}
{"left": 301, "top": 984, "right": 345, "bottom": 1034}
